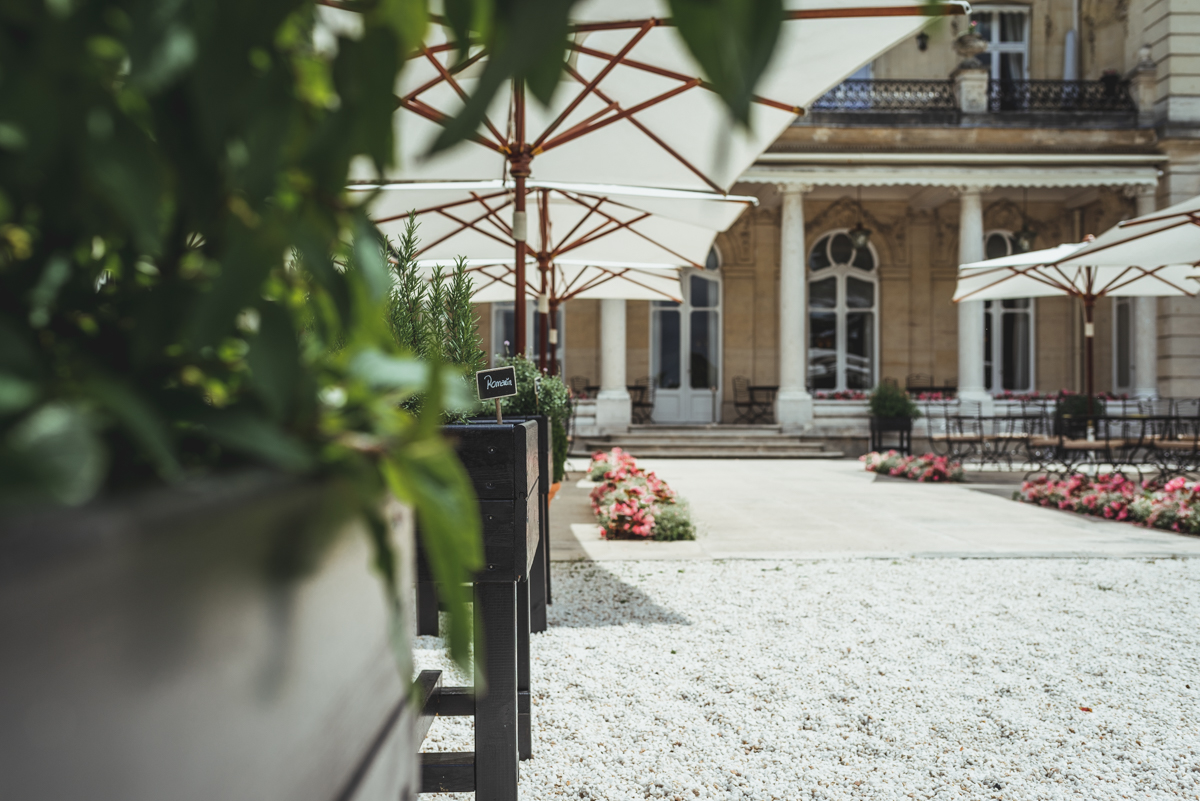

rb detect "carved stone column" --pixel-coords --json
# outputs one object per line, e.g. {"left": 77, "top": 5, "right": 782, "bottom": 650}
{"left": 956, "top": 186, "right": 992, "bottom": 410}
{"left": 596, "top": 298, "right": 630, "bottom": 433}
{"left": 777, "top": 183, "right": 814, "bottom": 431}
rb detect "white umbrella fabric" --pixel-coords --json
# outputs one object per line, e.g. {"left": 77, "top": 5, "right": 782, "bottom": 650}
{"left": 364, "top": 180, "right": 754, "bottom": 269}
{"left": 343, "top": 0, "right": 968, "bottom": 352}
{"left": 1053, "top": 193, "right": 1200, "bottom": 274}
{"left": 419, "top": 258, "right": 683, "bottom": 304}
{"left": 954, "top": 234, "right": 1198, "bottom": 409}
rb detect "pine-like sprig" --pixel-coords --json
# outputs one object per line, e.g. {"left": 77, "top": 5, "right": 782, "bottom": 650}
{"left": 446, "top": 257, "right": 486, "bottom": 375}
{"left": 388, "top": 214, "right": 425, "bottom": 355}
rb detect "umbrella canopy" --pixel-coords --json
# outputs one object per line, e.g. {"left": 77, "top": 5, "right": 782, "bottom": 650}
{"left": 421, "top": 258, "right": 683, "bottom": 304}
{"left": 953, "top": 243, "right": 1198, "bottom": 302}
{"left": 351, "top": 0, "right": 967, "bottom": 352}
{"left": 380, "top": 0, "right": 966, "bottom": 192}
{"left": 1053, "top": 193, "right": 1200, "bottom": 273}
{"left": 954, "top": 226, "right": 1199, "bottom": 409}
{"left": 364, "top": 180, "right": 754, "bottom": 269}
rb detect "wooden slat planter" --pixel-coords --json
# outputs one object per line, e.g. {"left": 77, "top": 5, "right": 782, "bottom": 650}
{"left": 415, "top": 420, "right": 539, "bottom": 800}
{"left": 0, "top": 472, "right": 418, "bottom": 801}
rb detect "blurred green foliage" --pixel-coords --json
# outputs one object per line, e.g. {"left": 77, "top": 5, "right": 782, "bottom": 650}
{"left": 499, "top": 356, "right": 570, "bottom": 483}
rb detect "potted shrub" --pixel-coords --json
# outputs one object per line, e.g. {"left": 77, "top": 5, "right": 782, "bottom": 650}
{"left": 1055, "top": 393, "right": 1105, "bottom": 439}
{"left": 868, "top": 383, "right": 921, "bottom": 455}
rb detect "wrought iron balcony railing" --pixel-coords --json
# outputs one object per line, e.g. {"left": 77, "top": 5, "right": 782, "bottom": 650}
{"left": 987, "top": 78, "right": 1136, "bottom": 112}
{"left": 810, "top": 79, "right": 956, "bottom": 111}
{"left": 810, "top": 78, "right": 1137, "bottom": 116}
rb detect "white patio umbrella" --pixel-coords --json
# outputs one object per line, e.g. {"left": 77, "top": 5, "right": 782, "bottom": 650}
{"left": 419, "top": 258, "right": 683, "bottom": 304}
{"left": 1055, "top": 193, "right": 1200, "bottom": 273}
{"left": 364, "top": 179, "right": 753, "bottom": 367}
{"left": 364, "top": 180, "right": 754, "bottom": 269}
{"left": 954, "top": 237, "right": 1199, "bottom": 411}
{"left": 349, "top": 0, "right": 968, "bottom": 352}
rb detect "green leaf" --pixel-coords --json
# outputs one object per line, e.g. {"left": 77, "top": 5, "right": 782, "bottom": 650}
{"left": 352, "top": 214, "right": 392, "bottom": 303}
{"left": 0, "top": 374, "right": 38, "bottom": 415}
{"left": 7, "top": 403, "right": 107, "bottom": 506}
{"left": 246, "top": 302, "right": 302, "bottom": 421}
{"left": 349, "top": 348, "right": 428, "bottom": 391}
{"left": 431, "top": 0, "right": 576, "bottom": 153}
{"left": 199, "top": 410, "right": 316, "bottom": 472}
{"left": 668, "top": 0, "right": 784, "bottom": 127}
{"left": 88, "top": 377, "right": 182, "bottom": 481}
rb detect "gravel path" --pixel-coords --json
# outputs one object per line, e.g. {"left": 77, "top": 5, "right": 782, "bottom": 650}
{"left": 415, "top": 558, "right": 1200, "bottom": 800}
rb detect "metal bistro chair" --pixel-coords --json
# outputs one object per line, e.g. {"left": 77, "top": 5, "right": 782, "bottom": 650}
{"left": 732, "top": 376, "right": 775, "bottom": 424}
{"left": 630, "top": 377, "right": 655, "bottom": 424}
{"left": 568, "top": 375, "right": 591, "bottom": 398}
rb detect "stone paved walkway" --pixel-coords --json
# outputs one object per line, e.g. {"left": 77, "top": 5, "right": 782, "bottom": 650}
{"left": 557, "top": 459, "right": 1200, "bottom": 561}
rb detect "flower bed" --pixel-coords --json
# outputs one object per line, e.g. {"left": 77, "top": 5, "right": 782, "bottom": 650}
{"left": 587, "top": 448, "right": 696, "bottom": 541}
{"left": 1016, "top": 474, "right": 1200, "bottom": 534}
{"left": 861, "top": 451, "right": 966, "bottom": 482}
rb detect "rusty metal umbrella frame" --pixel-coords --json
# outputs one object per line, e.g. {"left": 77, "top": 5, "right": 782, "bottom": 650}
{"left": 419, "top": 256, "right": 685, "bottom": 374}
{"left": 956, "top": 252, "right": 1199, "bottom": 414}
{"left": 370, "top": 181, "right": 752, "bottom": 369}
{"left": 393, "top": 3, "right": 967, "bottom": 356}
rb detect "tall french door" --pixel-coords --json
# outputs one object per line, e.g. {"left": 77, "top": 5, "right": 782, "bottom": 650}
{"left": 650, "top": 271, "right": 722, "bottom": 423}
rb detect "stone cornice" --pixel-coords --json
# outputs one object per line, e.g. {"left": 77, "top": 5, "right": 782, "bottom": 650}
{"left": 741, "top": 164, "right": 1158, "bottom": 189}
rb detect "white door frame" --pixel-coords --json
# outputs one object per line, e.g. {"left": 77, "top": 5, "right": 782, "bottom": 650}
{"left": 650, "top": 268, "right": 723, "bottom": 423}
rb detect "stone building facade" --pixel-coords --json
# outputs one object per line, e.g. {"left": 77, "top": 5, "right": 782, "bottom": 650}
{"left": 480, "top": 0, "right": 1200, "bottom": 436}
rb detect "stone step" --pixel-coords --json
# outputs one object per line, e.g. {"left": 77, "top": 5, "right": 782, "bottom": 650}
{"left": 583, "top": 447, "right": 844, "bottom": 459}
{"left": 583, "top": 441, "right": 827, "bottom": 453}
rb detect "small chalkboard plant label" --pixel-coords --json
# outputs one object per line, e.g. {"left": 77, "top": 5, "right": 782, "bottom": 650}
{"left": 476, "top": 366, "right": 519, "bottom": 422}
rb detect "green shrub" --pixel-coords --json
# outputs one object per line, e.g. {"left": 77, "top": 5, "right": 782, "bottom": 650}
{"left": 653, "top": 501, "right": 696, "bottom": 541}
{"left": 499, "top": 356, "right": 571, "bottom": 483}
{"left": 1055, "top": 393, "right": 1105, "bottom": 419}
{"left": 868, "top": 383, "right": 921, "bottom": 419}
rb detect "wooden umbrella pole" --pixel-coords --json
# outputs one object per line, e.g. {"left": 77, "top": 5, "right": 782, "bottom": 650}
{"left": 511, "top": 81, "right": 529, "bottom": 358}
{"left": 1084, "top": 296, "right": 1096, "bottom": 417}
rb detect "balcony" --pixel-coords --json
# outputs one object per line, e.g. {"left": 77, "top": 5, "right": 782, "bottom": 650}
{"left": 806, "top": 78, "right": 1139, "bottom": 129}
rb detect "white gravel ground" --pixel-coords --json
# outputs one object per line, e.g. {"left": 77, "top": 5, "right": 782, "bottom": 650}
{"left": 415, "top": 558, "right": 1200, "bottom": 800}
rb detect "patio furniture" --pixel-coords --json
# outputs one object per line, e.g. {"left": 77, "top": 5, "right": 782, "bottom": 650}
{"left": 569, "top": 375, "right": 600, "bottom": 399}
{"left": 732, "top": 377, "right": 777, "bottom": 424}
{"left": 630, "top": 378, "right": 656, "bottom": 424}
{"left": 870, "top": 415, "right": 913, "bottom": 455}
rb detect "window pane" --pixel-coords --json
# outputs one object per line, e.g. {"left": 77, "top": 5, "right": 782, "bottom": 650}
{"left": 1002, "top": 310, "right": 1031, "bottom": 390}
{"left": 1116, "top": 300, "right": 1131, "bottom": 389}
{"left": 999, "top": 52, "right": 1024, "bottom": 82}
{"left": 810, "top": 277, "right": 836, "bottom": 309}
{"left": 494, "top": 302, "right": 515, "bottom": 362}
{"left": 846, "top": 276, "right": 874, "bottom": 309}
{"left": 652, "top": 300, "right": 681, "bottom": 309}
{"left": 653, "top": 309, "right": 681, "bottom": 389}
{"left": 690, "top": 310, "right": 719, "bottom": 389}
{"left": 1001, "top": 298, "right": 1030, "bottom": 309}
{"left": 999, "top": 12, "right": 1025, "bottom": 42}
{"left": 690, "top": 275, "right": 718, "bottom": 308}
{"left": 705, "top": 247, "right": 720, "bottom": 272}
{"left": 830, "top": 233, "right": 854, "bottom": 265}
{"left": 985, "top": 232, "right": 1011, "bottom": 260}
{"left": 808, "top": 311, "right": 837, "bottom": 390}
{"left": 971, "top": 12, "right": 992, "bottom": 41}
{"left": 852, "top": 245, "right": 875, "bottom": 272}
{"left": 846, "top": 312, "right": 874, "bottom": 389}
{"left": 809, "top": 235, "right": 832, "bottom": 271}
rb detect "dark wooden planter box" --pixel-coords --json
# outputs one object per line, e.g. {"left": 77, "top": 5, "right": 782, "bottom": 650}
{"left": 414, "top": 419, "right": 539, "bottom": 799}
{"left": 870, "top": 415, "right": 914, "bottom": 455}
{"left": 0, "top": 473, "right": 418, "bottom": 801}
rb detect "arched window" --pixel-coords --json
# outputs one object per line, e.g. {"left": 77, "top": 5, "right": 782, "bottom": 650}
{"left": 808, "top": 230, "right": 878, "bottom": 391}
{"left": 982, "top": 230, "right": 1034, "bottom": 392}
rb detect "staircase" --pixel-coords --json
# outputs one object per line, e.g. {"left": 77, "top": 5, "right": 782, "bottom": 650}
{"left": 576, "top": 424, "right": 843, "bottom": 459}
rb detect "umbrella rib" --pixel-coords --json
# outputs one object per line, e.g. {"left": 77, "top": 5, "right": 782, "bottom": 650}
{"left": 559, "top": 64, "right": 725, "bottom": 193}
{"left": 403, "top": 47, "right": 489, "bottom": 103}
{"left": 568, "top": 43, "right": 802, "bottom": 115}
{"left": 549, "top": 191, "right": 608, "bottom": 253}
{"left": 567, "top": 5, "right": 963, "bottom": 32}
{"left": 395, "top": 97, "right": 505, "bottom": 152}
{"left": 955, "top": 265, "right": 1072, "bottom": 302}
{"left": 372, "top": 190, "right": 511, "bottom": 224}
{"left": 420, "top": 48, "right": 507, "bottom": 146}
{"left": 1106, "top": 264, "right": 1199, "bottom": 296}
{"left": 531, "top": 21, "right": 655, "bottom": 151}
{"left": 536, "top": 79, "right": 702, "bottom": 154}
{"left": 468, "top": 191, "right": 516, "bottom": 238}
{"left": 422, "top": 206, "right": 513, "bottom": 254}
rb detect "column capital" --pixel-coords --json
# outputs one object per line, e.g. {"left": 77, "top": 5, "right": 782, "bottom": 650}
{"left": 1122, "top": 183, "right": 1157, "bottom": 199}
{"left": 950, "top": 184, "right": 992, "bottom": 197}
{"left": 777, "top": 182, "right": 814, "bottom": 195}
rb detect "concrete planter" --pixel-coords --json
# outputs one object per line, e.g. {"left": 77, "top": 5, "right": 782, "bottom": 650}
{"left": 0, "top": 473, "right": 417, "bottom": 801}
